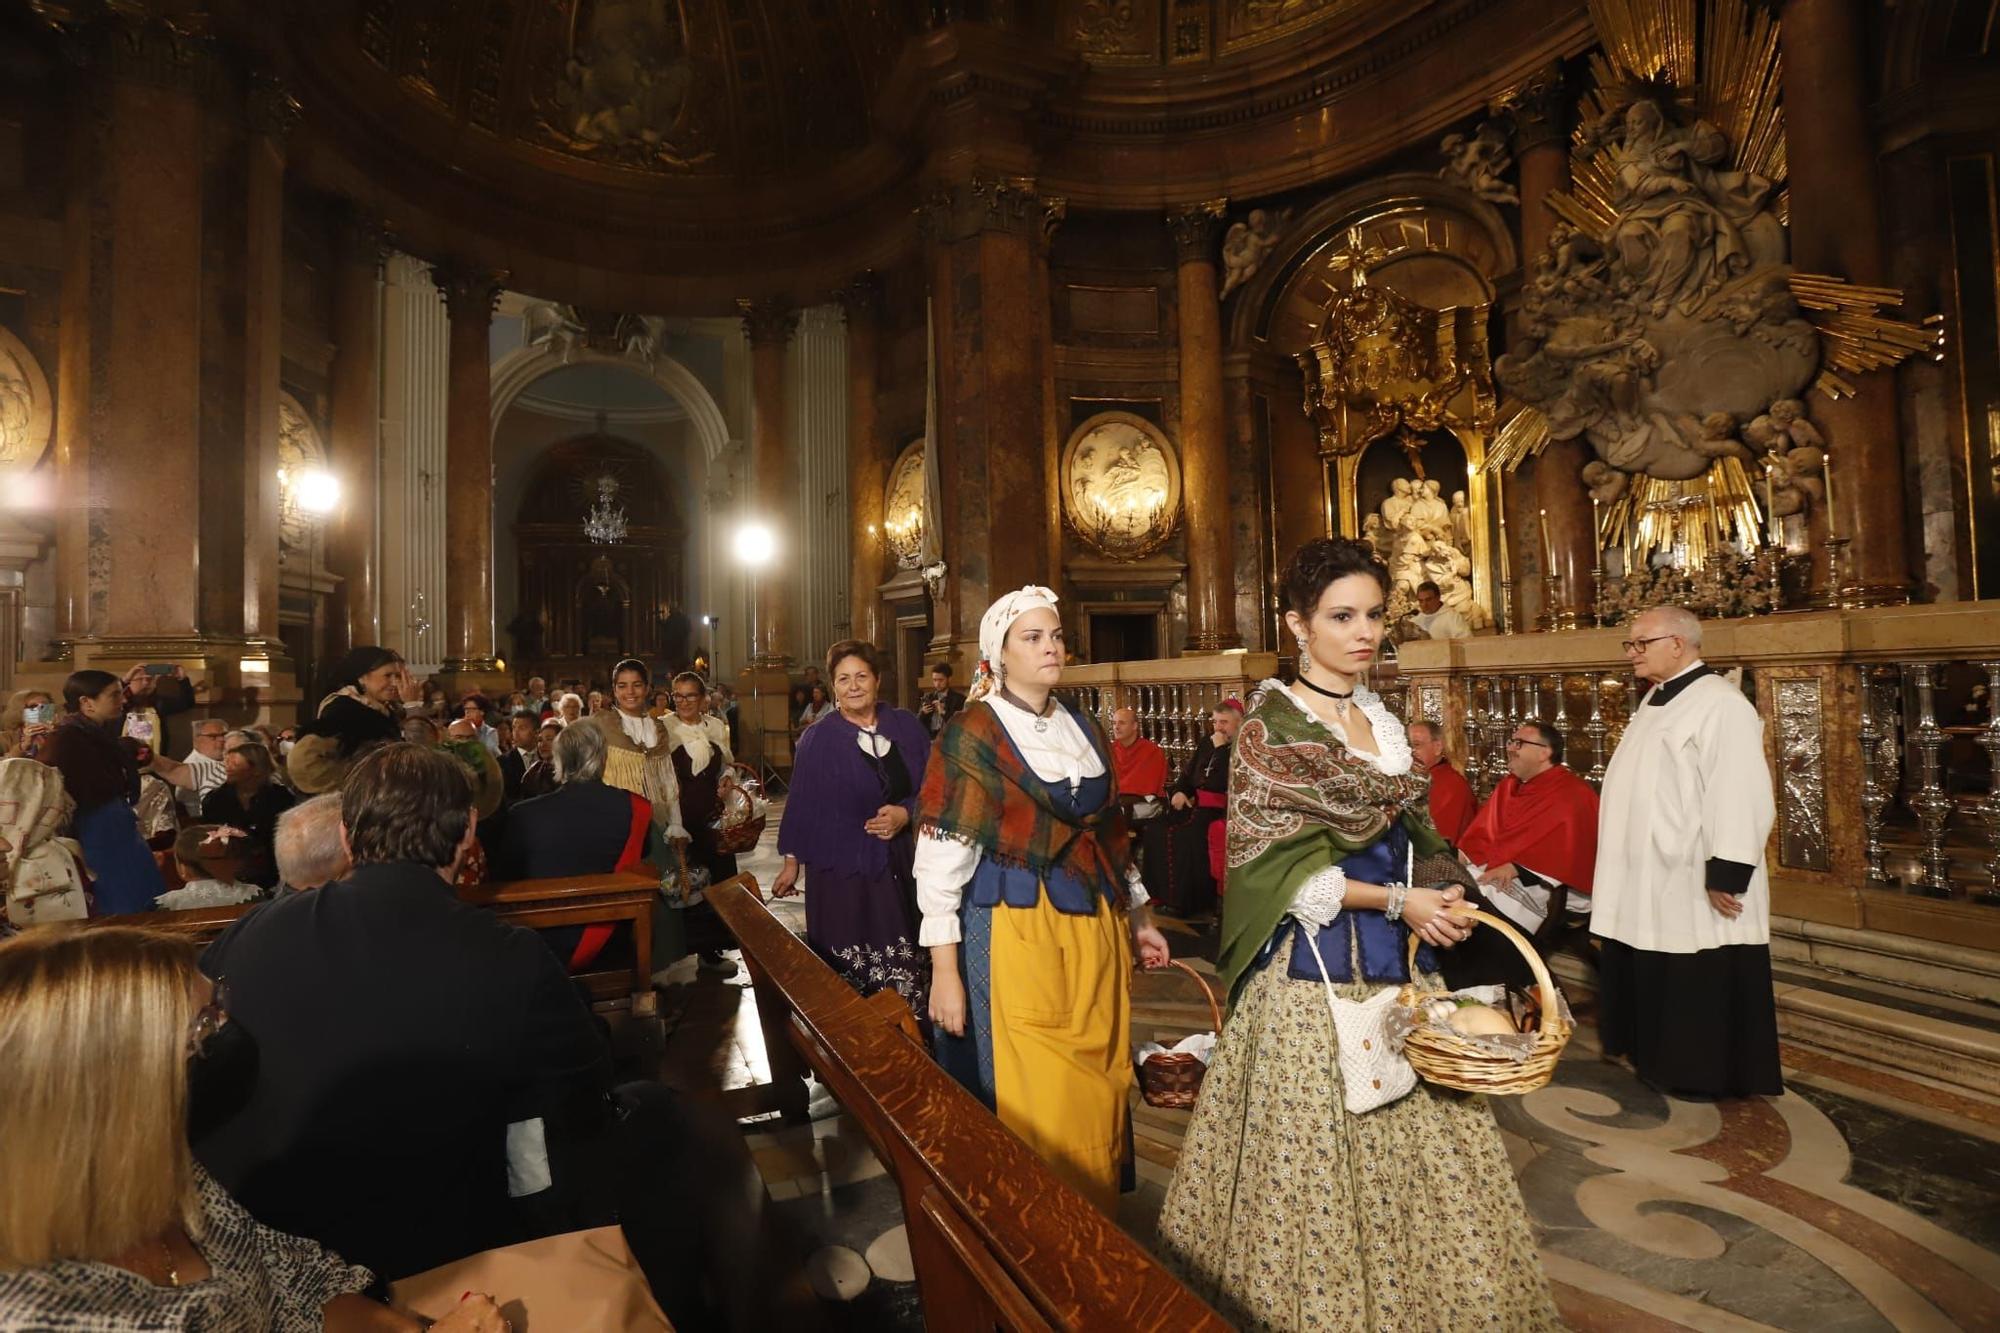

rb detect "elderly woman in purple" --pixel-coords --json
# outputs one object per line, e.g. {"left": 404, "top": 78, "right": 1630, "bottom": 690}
{"left": 772, "top": 640, "right": 933, "bottom": 1015}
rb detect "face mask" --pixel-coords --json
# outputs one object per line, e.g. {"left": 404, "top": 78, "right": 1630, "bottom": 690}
{"left": 278, "top": 739, "right": 296, "bottom": 758}
{"left": 22, "top": 702, "right": 54, "bottom": 726}
{"left": 186, "top": 1018, "right": 260, "bottom": 1144}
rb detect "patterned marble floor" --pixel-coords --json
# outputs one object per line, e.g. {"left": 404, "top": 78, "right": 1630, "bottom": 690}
{"left": 659, "top": 818, "right": 2000, "bottom": 1330}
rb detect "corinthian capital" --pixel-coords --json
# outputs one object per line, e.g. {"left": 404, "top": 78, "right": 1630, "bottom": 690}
{"left": 1166, "top": 199, "right": 1229, "bottom": 264}
{"left": 737, "top": 298, "right": 800, "bottom": 347}
{"left": 1492, "top": 63, "right": 1566, "bottom": 153}
{"left": 431, "top": 263, "right": 506, "bottom": 324}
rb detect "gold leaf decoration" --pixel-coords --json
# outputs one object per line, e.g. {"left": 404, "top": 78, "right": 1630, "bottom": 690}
{"left": 1788, "top": 273, "right": 1947, "bottom": 398}
{"left": 1483, "top": 405, "right": 1554, "bottom": 474}
{"left": 1600, "top": 456, "right": 1764, "bottom": 567}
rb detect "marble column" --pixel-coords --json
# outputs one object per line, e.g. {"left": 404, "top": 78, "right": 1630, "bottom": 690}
{"left": 327, "top": 210, "right": 385, "bottom": 653}
{"left": 236, "top": 77, "right": 290, "bottom": 651}
{"left": 1169, "top": 200, "right": 1242, "bottom": 652}
{"left": 739, "top": 298, "right": 799, "bottom": 667}
{"left": 1507, "top": 66, "right": 1596, "bottom": 628}
{"left": 920, "top": 176, "right": 1062, "bottom": 670}
{"left": 840, "top": 276, "right": 888, "bottom": 650}
{"left": 1780, "top": 0, "right": 1913, "bottom": 605}
{"left": 433, "top": 264, "right": 504, "bottom": 674}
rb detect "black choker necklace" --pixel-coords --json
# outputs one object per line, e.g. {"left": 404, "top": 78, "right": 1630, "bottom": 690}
{"left": 1295, "top": 673, "right": 1354, "bottom": 701}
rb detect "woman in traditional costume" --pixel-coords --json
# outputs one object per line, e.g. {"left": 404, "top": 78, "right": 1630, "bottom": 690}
{"left": 287, "top": 647, "right": 406, "bottom": 796}
{"left": 1158, "top": 538, "right": 1559, "bottom": 1332}
{"left": 583, "top": 657, "right": 688, "bottom": 854}
{"left": 772, "top": 640, "right": 930, "bottom": 1015}
{"left": 662, "top": 669, "right": 740, "bottom": 973}
{"left": 917, "top": 586, "right": 1171, "bottom": 1211}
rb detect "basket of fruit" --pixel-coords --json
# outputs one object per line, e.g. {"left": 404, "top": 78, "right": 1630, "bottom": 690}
{"left": 1395, "top": 906, "right": 1570, "bottom": 1095}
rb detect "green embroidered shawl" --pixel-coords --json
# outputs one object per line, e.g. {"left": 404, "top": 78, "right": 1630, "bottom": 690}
{"left": 1217, "top": 682, "right": 1445, "bottom": 1002}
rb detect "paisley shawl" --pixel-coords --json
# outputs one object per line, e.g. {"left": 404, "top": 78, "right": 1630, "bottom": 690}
{"left": 1217, "top": 681, "right": 1446, "bottom": 1002}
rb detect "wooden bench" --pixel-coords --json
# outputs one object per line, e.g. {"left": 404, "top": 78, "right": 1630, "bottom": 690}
{"left": 707, "top": 875, "right": 1230, "bottom": 1333}
{"left": 94, "top": 870, "right": 660, "bottom": 1019}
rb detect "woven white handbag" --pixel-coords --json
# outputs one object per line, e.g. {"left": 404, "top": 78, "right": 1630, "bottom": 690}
{"left": 1293, "top": 883, "right": 1418, "bottom": 1116}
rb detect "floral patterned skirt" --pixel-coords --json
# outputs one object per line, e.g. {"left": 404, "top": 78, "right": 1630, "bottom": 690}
{"left": 1157, "top": 961, "right": 1561, "bottom": 1333}
{"left": 802, "top": 864, "right": 928, "bottom": 1017}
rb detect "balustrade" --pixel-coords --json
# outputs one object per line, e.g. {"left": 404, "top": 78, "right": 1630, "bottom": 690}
{"left": 1056, "top": 654, "right": 1279, "bottom": 781}
{"left": 1854, "top": 657, "right": 2000, "bottom": 906}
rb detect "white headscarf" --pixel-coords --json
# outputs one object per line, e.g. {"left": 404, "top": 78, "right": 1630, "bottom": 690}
{"left": 973, "top": 585, "right": 1060, "bottom": 700}
{"left": 0, "top": 757, "right": 87, "bottom": 924}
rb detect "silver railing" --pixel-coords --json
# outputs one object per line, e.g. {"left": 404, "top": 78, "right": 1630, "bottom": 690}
{"left": 1857, "top": 660, "right": 2000, "bottom": 905}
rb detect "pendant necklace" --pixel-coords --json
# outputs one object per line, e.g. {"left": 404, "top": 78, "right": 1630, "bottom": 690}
{"left": 998, "top": 685, "right": 1055, "bottom": 733}
{"left": 159, "top": 1238, "right": 181, "bottom": 1288}
{"left": 1296, "top": 669, "right": 1355, "bottom": 721}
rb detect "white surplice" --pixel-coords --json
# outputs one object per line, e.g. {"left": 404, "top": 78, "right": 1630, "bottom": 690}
{"left": 1590, "top": 667, "right": 1775, "bottom": 953}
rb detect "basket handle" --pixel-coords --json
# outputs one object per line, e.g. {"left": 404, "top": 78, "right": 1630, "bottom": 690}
{"left": 720, "top": 760, "right": 759, "bottom": 789}
{"left": 1404, "top": 904, "right": 1559, "bottom": 1039}
{"left": 1163, "top": 959, "right": 1222, "bottom": 1034}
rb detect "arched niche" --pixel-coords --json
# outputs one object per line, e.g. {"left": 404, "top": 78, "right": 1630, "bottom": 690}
{"left": 1228, "top": 175, "right": 1516, "bottom": 637}
{"left": 1229, "top": 174, "right": 1517, "bottom": 357}
{"left": 511, "top": 433, "right": 690, "bottom": 680}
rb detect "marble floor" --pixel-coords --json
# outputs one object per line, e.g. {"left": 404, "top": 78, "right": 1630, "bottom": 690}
{"left": 653, "top": 815, "right": 2000, "bottom": 1330}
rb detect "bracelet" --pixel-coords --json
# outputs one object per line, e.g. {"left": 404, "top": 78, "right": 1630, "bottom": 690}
{"left": 1384, "top": 882, "right": 1410, "bottom": 923}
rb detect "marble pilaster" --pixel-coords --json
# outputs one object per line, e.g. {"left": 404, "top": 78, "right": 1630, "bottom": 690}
{"left": 433, "top": 262, "right": 505, "bottom": 677}
{"left": 1779, "top": 0, "right": 1913, "bottom": 606}
{"left": 840, "top": 276, "right": 888, "bottom": 650}
{"left": 1168, "top": 199, "right": 1241, "bottom": 653}
{"left": 740, "top": 298, "right": 799, "bottom": 668}
{"left": 327, "top": 209, "right": 386, "bottom": 653}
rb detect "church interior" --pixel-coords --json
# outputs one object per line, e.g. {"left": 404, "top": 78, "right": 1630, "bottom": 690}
{"left": 2, "top": 0, "right": 1999, "bottom": 1328}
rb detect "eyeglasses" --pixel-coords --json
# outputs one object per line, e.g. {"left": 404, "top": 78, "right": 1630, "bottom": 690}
{"left": 671, "top": 692, "right": 704, "bottom": 702}
{"left": 1505, "top": 736, "right": 1550, "bottom": 749}
{"left": 188, "top": 978, "right": 231, "bottom": 1057}
{"left": 1619, "top": 634, "right": 1678, "bottom": 654}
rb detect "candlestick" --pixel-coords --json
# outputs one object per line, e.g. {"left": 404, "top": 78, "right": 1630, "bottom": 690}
{"left": 1764, "top": 452, "right": 1779, "bottom": 546}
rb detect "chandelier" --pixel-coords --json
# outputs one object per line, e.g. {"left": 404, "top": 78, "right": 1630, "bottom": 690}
{"left": 584, "top": 474, "right": 629, "bottom": 545}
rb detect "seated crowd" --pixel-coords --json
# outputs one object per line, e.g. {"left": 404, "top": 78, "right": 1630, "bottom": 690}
{"left": 0, "top": 648, "right": 811, "bottom": 1331}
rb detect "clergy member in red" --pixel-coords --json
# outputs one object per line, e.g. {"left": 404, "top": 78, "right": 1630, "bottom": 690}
{"left": 1409, "top": 719, "right": 1475, "bottom": 844}
{"left": 1458, "top": 719, "right": 1599, "bottom": 934}
{"left": 1110, "top": 706, "right": 1168, "bottom": 810}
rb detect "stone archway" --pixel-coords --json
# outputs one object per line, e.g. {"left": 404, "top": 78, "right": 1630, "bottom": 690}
{"left": 488, "top": 344, "right": 731, "bottom": 465}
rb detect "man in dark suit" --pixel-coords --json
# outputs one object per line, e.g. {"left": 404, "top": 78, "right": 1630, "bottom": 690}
{"left": 195, "top": 743, "right": 611, "bottom": 1281}
{"left": 497, "top": 708, "right": 540, "bottom": 804}
{"left": 918, "top": 661, "right": 965, "bottom": 738}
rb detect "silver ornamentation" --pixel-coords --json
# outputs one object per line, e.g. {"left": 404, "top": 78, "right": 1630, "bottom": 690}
{"left": 1773, "top": 677, "right": 1830, "bottom": 871}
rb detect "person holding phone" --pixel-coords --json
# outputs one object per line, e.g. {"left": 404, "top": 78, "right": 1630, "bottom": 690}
{"left": 37, "top": 670, "right": 181, "bottom": 914}
{"left": 3, "top": 689, "right": 57, "bottom": 761}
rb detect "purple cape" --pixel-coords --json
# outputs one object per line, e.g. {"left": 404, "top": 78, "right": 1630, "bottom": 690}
{"left": 777, "top": 705, "right": 932, "bottom": 878}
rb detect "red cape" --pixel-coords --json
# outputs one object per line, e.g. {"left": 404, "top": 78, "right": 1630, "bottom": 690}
{"left": 1112, "top": 737, "right": 1168, "bottom": 799}
{"left": 1427, "top": 759, "right": 1476, "bottom": 844}
{"left": 1457, "top": 765, "right": 1599, "bottom": 894}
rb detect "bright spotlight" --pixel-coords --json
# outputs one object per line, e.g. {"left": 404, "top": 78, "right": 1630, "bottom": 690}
{"left": 297, "top": 469, "right": 342, "bottom": 516}
{"left": 733, "top": 522, "right": 776, "bottom": 568}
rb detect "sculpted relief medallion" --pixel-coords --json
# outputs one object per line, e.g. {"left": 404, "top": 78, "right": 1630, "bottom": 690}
{"left": 276, "top": 398, "right": 328, "bottom": 558}
{"left": 1062, "top": 412, "right": 1182, "bottom": 560}
{"left": 1496, "top": 100, "right": 1818, "bottom": 482}
{"left": 883, "top": 440, "right": 926, "bottom": 569}
{"left": 542, "top": 0, "right": 711, "bottom": 169}
{"left": 0, "top": 327, "right": 52, "bottom": 472}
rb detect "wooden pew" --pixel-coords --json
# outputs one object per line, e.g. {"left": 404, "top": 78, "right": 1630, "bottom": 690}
{"left": 92, "top": 870, "right": 659, "bottom": 1020}
{"left": 706, "top": 875, "right": 1230, "bottom": 1333}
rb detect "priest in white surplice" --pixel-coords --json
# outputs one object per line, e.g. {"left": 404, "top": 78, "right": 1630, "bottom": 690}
{"left": 1592, "top": 605, "right": 1783, "bottom": 1099}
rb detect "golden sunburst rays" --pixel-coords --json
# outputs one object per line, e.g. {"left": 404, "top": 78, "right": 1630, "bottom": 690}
{"left": 1788, "top": 274, "right": 1948, "bottom": 399}
{"left": 1600, "top": 456, "right": 1765, "bottom": 567}
{"left": 1483, "top": 405, "right": 1554, "bottom": 474}
{"left": 1697, "top": 0, "right": 1785, "bottom": 182}
{"left": 1587, "top": 0, "right": 1698, "bottom": 87}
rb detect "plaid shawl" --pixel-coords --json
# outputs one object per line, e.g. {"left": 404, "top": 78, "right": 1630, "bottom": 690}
{"left": 917, "top": 700, "right": 1134, "bottom": 903}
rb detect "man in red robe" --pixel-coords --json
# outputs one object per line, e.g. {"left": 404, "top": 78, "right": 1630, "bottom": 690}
{"left": 1457, "top": 719, "right": 1599, "bottom": 934}
{"left": 1110, "top": 706, "right": 1168, "bottom": 810}
{"left": 1409, "top": 720, "right": 1475, "bottom": 844}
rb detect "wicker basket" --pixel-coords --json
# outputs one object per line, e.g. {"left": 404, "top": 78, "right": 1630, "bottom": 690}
{"left": 1396, "top": 907, "right": 1571, "bottom": 1096}
{"left": 710, "top": 761, "right": 769, "bottom": 856}
{"left": 1137, "top": 961, "right": 1223, "bottom": 1110}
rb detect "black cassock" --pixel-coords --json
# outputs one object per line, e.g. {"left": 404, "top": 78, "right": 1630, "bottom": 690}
{"left": 1141, "top": 735, "right": 1230, "bottom": 917}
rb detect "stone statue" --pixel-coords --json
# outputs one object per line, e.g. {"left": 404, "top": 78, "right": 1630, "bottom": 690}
{"left": 1220, "top": 208, "right": 1289, "bottom": 300}
{"left": 1744, "top": 398, "right": 1827, "bottom": 520}
{"left": 1439, "top": 121, "right": 1518, "bottom": 206}
{"left": 1581, "top": 458, "right": 1631, "bottom": 505}
{"left": 1374, "top": 474, "right": 1488, "bottom": 631}
{"left": 1496, "top": 98, "right": 1819, "bottom": 484}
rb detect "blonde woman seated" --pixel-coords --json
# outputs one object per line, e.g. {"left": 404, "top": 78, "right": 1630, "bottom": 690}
{"left": 0, "top": 925, "right": 507, "bottom": 1332}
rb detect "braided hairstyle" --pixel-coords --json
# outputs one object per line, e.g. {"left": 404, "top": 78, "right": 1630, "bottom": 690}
{"left": 1281, "top": 537, "right": 1389, "bottom": 622}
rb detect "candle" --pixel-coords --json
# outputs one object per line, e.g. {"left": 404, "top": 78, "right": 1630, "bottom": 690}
{"left": 1764, "top": 454, "right": 1779, "bottom": 545}
{"left": 1495, "top": 470, "right": 1511, "bottom": 581}
{"left": 1539, "top": 507, "right": 1555, "bottom": 571}
{"left": 1820, "top": 445, "right": 1837, "bottom": 539}
{"left": 1591, "top": 494, "right": 1602, "bottom": 553}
